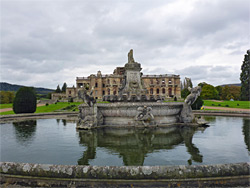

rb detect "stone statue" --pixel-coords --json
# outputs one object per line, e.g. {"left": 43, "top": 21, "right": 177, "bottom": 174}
{"left": 180, "top": 86, "right": 202, "bottom": 123}
{"left": 128, "top": 49, "right": 135, "bottom": 63}
{"left": 78, "top": 87, "right": 96, "bottom": 107}
{"left": 135, "top": 106, "right": 154, "bottom": 126}
{"left": 185, "top": 86, "right": 202, "bottom": 105}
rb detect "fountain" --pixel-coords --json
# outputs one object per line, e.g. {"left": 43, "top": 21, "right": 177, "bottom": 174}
{"left": 77, "top": 49, "right": 203, "bottom": 129}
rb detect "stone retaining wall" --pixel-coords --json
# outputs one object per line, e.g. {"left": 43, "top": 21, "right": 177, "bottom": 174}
{"left": 0, "top": 162, "right": 249, "bottom": 187}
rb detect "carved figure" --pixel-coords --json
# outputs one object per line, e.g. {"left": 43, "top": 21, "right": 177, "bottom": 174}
{"left": 128, "top": 49, "right": 134, "bottom": 63}
{"left": 135, "top": 106, "right": 154, "bottom": 121}
{"left": 185, "top": 86, "right": 201, "bottom": 105}
{"left": 78, "top": 87, "right": 96, "bottom": 107}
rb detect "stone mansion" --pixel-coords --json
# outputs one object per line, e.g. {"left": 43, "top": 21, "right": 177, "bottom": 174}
{"left": 52, "top": 53, "right": 181, "bottom": 101}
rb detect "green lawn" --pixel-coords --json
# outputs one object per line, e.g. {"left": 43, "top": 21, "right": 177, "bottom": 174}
{"left": 0, "top": 103, "right": 13, "bottom": 109}
{"left": 203, "top": 100, "right": 250, "bottom": 109}
{"left": 0, "top": 102, "right": 82, "bottom": 115}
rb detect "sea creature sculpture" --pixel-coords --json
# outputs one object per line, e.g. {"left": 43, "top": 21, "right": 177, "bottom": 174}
{"left": 78, "top": 87, "right": 96, "bottom": 107}
{"left": 185, "top": 86, "right": 202, "bottom": 105}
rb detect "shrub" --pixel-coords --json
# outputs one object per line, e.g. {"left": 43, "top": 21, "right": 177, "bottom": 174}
{"left": 237, "top": 103, "right": 240, "bottom": 106}
{"left": 191, "top": 96, "right": 203, "bottom": 110}
{"left": 13, "top": 87, "right": 37, "bottom": 114}
{"left": 225, "top": 104, "right": 229, "bottom": 107}
{"left": 46, "top": 103, "right": 49, "bottom": 106}
{"left": 218, "top": 104, "right": 221, "bottom": 106}
{"left": 212, "top": 104, "right": 215, "bottom": 106}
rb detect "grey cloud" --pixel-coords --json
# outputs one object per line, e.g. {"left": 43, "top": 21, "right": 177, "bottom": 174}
{"left": 175, "top": 65, "right": 240, "bottom": 86}
{"left": 0, "top": 0, "right": 247, "bottom": 88}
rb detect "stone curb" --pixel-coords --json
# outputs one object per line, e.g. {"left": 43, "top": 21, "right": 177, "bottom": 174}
{"left": 0, "top": 162, "right": 249, "bottom": 180}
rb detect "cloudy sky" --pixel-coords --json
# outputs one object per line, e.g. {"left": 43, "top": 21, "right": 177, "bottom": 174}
{"left": 1, "top": 0, "right": 249, "bottom": 89}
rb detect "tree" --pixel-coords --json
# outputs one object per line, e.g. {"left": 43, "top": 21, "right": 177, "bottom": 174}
{"left": 183, "top": 77, "right": 193, "bottom": 89}
{"left": 215, "top": 86, "right": 222, "bottom": 100}
{"left": 181, "top": 88, "right": 190, "bottom": 98}
{"left": 55, "top": 85, "right": 61, "bottom": 93}
{"left": 13, "top": 87, "right": 37, "bottom": 114}
{"left": 221, "top": 85, "right": 241, "bottom": 100}
{"left": 240, "top": 50, "right": 250, "bottom": 101}
{"left": 62, "top": 82, "right": 67, "bottom": 93}
{"left": 200, "top": 84, "right": 218, "bottom": 100}
{"left": 0, "top": 91, "right": 15, "bottom": 104}
{"left": 191, "top": 96, "right": 203, "bottom": 110}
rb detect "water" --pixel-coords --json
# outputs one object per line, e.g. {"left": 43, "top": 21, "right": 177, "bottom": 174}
{"left": 0, "top": 116, "right": 249, "bottom": 166}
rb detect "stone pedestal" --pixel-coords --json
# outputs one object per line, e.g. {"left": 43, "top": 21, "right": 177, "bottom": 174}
{"left": 77, "top": 104, "right": 103, "bottom": 130}
{"left": 180, "top": 103, "right": 195, "bottom": 123}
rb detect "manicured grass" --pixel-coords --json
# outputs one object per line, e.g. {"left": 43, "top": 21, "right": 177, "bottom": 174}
{"left": 35, "top": 102, "right": 81, "bottom": 113}
{"left": 203, "top": 100, "right": 250, "bottom": 109}
{"left": 0, "top": 103, "right": 13, "bottom": 109}
{"left": 0, "top": 102, "right": 82, "bottom": 115}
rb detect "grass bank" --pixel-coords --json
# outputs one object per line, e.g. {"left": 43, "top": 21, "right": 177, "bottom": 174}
{"left": 203, "top": 100, "right": 250, "bottom": 109}
{"left": 0, "top": 103, "right": 12, "bottom": 109}
{"left": 0, "top": 102, "right": 81, "bottom": 115}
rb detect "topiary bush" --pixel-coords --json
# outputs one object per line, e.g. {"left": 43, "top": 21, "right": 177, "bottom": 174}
{"left": 13, "top": 87, "right": 37, "bottom": 114}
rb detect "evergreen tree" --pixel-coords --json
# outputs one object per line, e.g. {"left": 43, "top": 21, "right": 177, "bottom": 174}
{"left": 13, "top": 87, "right": 37, "bottom": 114}
{"left": 62, "top": 82, "right": 67, "bottom": 93}
{"left": 240, "top": 50, "right": 250, "bottom": 101}
{"left": 55, "top": 85, "right": 61, "bottom": 93}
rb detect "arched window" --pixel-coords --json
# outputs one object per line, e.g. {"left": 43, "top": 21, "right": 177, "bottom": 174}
{"left": 168, "top": 88, "right": 172, "bottom": 96}
{"left": 156, "top": 88, "right": 159, "bottom": 94}
{"left": 162, "top": 88, "right": 165, "bottom": 94}
{"left": 95, "top": 82, "right": 98, "bottom": 87}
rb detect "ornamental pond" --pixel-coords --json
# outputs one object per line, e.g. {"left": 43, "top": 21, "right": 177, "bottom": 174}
{"left": 1, "top": 116, "right": 249, "bottom": 166}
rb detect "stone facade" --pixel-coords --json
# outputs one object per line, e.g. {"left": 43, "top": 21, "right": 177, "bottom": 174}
{"left": 64, "top": 52, "right": 181, "bottom": 101}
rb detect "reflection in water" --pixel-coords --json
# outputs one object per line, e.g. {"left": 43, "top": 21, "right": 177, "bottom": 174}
{"left": 78, "top": 126, "right": 205, "bottom": 166}
{"left": 242, "top": 118, "right": 250, "bottom": 151}
{"left": 13, "top": 120, "right": 37, "bottom": 146}
{"left": 62, "top": 119, "right": 67, "bottom": 126}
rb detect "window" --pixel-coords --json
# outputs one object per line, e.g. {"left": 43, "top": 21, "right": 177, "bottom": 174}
{"left": 168, "top": 88, "right": 172, "bottom": 96}
{"left": 95, "top": 82, "right": 98, "bottom": 87}
{"left": 157, "top": 88, "right": 159, "bottom": 94}
{"left": 169, "top": 80, "right": 172, "bottom": 84}
{"left": 150, "top": 88, "right": 153, "bottom": 94}
{"left": 156, "top": 79, "right": 159, "bottom": 84}
{"left": 102, "top": 83, "right": 105, "bottom": 87}
{"left": 108, "top": 88, "right": 110, "bottom": 95}
{"left": 162, "top": 88, "right": 165, "bottom": 94}
{"left": 150, "top": 79, "right": 153, "bottom": 84}
{"left": 103, "top": 90, "right": 105, "bottom": 95}
{"left": 113, "top": 90, "right": 117, "bottom": 95}
{"left": 69, "top": 91, "right": 71, "bottom": 94}
{"left": 162, "top": 79, "right": 165, "bottom": 84}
